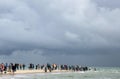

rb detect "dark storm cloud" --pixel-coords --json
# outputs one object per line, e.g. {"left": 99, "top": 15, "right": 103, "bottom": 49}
{"left": 0, "top": 0, "right": 120, "bottom": 66}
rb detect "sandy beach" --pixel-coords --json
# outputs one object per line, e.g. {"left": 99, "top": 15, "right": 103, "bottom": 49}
{"left": 15, "top": 70, "right": 69, "bottom": 74}
{"left": 1, "top": 69, "right": 69, "bottom": 75}
{"left": 0, "top": 63, "right": 89, "bottom": 76}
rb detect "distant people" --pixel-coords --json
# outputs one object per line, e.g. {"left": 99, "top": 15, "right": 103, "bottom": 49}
{"left": 4, "top": 63, "right": 7, "bottom": 74}
{"left": 15, "top": 63, "right": 19, "bottom": 70}
{"left": 23, "top": 64, "right": 25, "bottom": 70}
{"left": 29, "top": 63, "right": 33, "bottom": 70}
{"left": 45, "top": 67, "right": 47, "bottom": 72}
{"left": 11, "top": 63, "right": 16, "bottom": 75}
{"left": 35, "top": 65, "right": 38, "bottom": 70}
{"left": 37, "top": 64, "right": 40, "bottom": 69}
{"left": 20, "top": 64, "right": 22, "bottom": 70}
{"left": 47, "top": 63, "right": 51, "bottom": 72}
{"left": 41, "top": 65, "right": 44, "bottom": 70}
{"left": 0, "top": 62, "right": 90, "bottom": 74}
{"left": 0, "top": 63, "right": 4, "bottom": 74}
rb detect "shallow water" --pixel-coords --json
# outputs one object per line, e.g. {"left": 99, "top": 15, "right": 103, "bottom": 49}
{"left": 0, "top": 67, "right": 120, "bottom": 79}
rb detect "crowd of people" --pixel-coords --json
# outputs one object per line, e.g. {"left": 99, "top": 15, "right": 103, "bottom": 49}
{"left": 0, "top": 63, "right": 90, "bottom": 74}
{"left": 0, "top": 63, "right": 26, "bottom": 74}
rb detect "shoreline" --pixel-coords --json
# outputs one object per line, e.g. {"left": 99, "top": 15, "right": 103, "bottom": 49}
{"left": 0, "top": 63, "right": 90, "bottom": 76}
{"left": 0, "top": 70, "right": 70, "bottom": 75}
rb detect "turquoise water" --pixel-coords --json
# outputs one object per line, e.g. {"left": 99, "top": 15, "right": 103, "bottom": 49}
{"left": 0, "top": 67, "right": 120, "bottom": 79}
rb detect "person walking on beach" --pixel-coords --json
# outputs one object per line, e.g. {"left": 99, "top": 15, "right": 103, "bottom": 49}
{"left": 47, "top": 63, "right": 51, "bottom": 72}
{"left": 23, "top": 64, "right": 25, "bottom": 70}
{"left": 0, "top": 63, "right": 4, "bottom": 74}
{"left": 11, "top": 63, "right": 16, "bottom": 75}
{"left": 45, "top": 66, "right": 47, "bottom": 72}
{"left": 4, "top": 63, "right": 7, "bottom": 74}
{"left": 1, "top": 63, "right": 8, "bottom": 74}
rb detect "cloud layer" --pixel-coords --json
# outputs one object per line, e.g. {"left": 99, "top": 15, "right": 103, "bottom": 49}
{"left": 0, "top": 49, "right": 48, "bottom": 64}
{"left": 0, "top": 0, "right": 120, "bottom": 66}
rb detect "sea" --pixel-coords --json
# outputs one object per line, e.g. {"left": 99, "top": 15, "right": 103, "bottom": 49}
{"left": 0, "top": 67, "right": 120, "bottom": 79}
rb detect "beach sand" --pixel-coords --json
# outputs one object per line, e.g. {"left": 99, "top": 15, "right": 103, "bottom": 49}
{"left": 1, "top": 70, "right": 69, "bottom": 75}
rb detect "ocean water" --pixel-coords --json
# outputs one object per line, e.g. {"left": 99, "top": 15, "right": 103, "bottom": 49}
{"left": 0, "top": 67, "right": 120, "bottom": 79}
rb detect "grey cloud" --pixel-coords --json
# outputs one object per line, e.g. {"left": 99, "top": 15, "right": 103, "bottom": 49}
{"left": 0, "top": 0, "right": 120, "bottom": 66}
{"left": 93, "top": 0, "right": 120, "bottom": 8}
{"left": 0, "top": 49, "right": 48, "bottom": 64}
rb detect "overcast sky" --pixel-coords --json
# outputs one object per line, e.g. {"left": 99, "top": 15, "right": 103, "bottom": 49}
{"left": 0, "top": 0, "right": 120, "bottom": 67}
